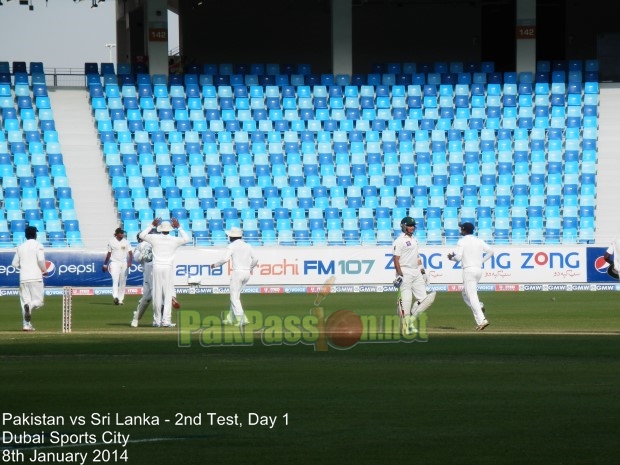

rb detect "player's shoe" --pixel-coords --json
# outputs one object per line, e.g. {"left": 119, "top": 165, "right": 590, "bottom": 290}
{"left": 161, "top": 322, "right": 176, "bottom": 328}
{"left": 222, "top": 311, "right": 235, "bottom": 326}
{"left": 476, "top": 321, "right": 490, "bottom": 331}
{"left": 234, "top": 315, "right": 249, "bottom": 327}
{"left": 152, "top": 321, "right": 161, "bottom": 327}
{"left": 401, "top": 316, "right": 418, "bottom": 336}
{"left": 24, "top": 304, "right": 31, "bottom": 323}
{"left": 130, "top": 319, "right": 139, "bottom": 328}
{"left": 22, "top": 323, "right": 35, "bottom": 332}
{"left": 114, "top": 298, "right": 119, "bottom": 305}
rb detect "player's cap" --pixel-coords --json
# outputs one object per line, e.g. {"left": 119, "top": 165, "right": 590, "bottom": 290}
{"left": 400, "top": 217, "right": 416, "bottom": 227}
{"left": 459, "top": 222, "right": 475, "bottom": 234}
{"left": 226, "top": 226, "right": 243, "bottom": 238}
{"left": 114, "top": 227, "right": 125, "bottom": 235}
{"left": 157, "top": 222, "right": 174, "bottom": 233}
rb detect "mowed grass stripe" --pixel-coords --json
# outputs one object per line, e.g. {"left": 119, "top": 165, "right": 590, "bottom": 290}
{"left": 0, "top": 291, "right": 618, "bottom": 333}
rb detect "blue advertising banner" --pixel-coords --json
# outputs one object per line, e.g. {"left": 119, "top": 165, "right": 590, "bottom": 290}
{"left": 586, "top": 247, "right": 618, "bottom": 283}
{"left": 0, "top": 251, "right": 144, "bottom": 288}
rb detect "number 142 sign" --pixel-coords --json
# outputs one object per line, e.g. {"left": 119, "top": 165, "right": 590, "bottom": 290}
{"left": 516, "top": 25, "right": 536, "bottom": 39}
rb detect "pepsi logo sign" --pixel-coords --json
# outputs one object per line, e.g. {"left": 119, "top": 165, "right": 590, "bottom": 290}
{"left": 45, "top": 260, "right": 56, "bottom": 278}
{"left": 594, "top": 256, "right": 610, "bottom": 274}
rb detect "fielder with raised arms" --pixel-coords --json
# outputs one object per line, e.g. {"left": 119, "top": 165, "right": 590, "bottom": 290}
{"left": 131, "top": 231, "right": 182, "bottom": 328}
{"left": 392, "top": 217, "right": 436, "bottom": 336}
{"left": 139, "top": 218, "right": 190, "bottom": 328}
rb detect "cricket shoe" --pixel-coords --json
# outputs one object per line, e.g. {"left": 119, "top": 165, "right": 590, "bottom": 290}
{"left": 23, "top": 323, "right": 35, "bottom": 332}
{"left": 234, "top": 316, "right": 249, "bottom": 327}
{"left": 114, "top": 298, "right": 119, "bottom": 305}
{"left": 130, "top": 319, "right": 139, "bottom": 328}
{"left": 407, "top": 321, "right": 419, "bottom": 335}
{"left": 24, "top": 304, "right": 31, "bottom": 323}
{"left": 221, "top": 311, "right": 235, "bottom": 326}
{"left": 161, "top": 321, "right": 176, "bottom": 328}
{"left": 476, "top": 321, "right": 490, "bottom": 331}
{"left": 152, "top": 322, "right": 162, "bottom": 327}
{"left": 401, "top": 316, "right": 411, "bottom": 336}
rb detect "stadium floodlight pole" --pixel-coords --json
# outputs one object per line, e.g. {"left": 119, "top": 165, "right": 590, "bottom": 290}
{"left": 105, "top": 43, "right": 116, "bottom": 63}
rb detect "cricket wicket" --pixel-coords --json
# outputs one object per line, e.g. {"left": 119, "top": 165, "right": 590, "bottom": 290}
{"left": 62, "top": 286, "right": 72, "bottom": 333}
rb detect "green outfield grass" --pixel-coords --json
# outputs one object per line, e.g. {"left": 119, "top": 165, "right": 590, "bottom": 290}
{"left": 1, "top": 291, "right": 619, "bottom": 465}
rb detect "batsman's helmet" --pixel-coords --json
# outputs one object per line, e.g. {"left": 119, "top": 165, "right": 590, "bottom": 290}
{"left": 400, "top": 216, "right": 416, "bottom": 233}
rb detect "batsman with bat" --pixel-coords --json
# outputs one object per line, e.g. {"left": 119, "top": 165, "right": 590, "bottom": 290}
{"left": 393, "top": 217, "right": 436, "bottom": 336}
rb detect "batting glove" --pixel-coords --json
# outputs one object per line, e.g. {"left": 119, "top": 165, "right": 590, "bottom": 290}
{"left": 393, "top": 276, "right": 403, "bottom": 288}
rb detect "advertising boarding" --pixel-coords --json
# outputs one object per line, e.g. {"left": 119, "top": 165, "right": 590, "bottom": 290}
{"left": 0, "top": 244, "right": 616, "bottom": 290}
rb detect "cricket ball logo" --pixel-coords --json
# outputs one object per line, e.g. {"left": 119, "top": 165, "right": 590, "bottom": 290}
{"left": 311, "top": 276, "right": 364, "bottom": 352}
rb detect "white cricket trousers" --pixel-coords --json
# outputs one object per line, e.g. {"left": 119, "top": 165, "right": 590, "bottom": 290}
{"left": 461, "top": 267, "right": 486, "bottom": 325}
{"left": 152, "top": 265, "right": 175, "bottom": 325}
{"left": 109, "top": 261, "right": 128, "bottom": 302}
{"left": 135, "top": 274, "right": 153, "bottom": 321}
{"left": 400, "top": 271, "right": 428, "bottom": 316}
{"left": 19, "top": 281, "right": 44, "bottom": 325}
{"left": 229, "top": 269, "right": 251, "bottom": 318}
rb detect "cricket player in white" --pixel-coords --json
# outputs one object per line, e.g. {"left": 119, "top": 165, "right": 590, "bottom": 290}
{"left": 102, "top": 227, "right": 132, "bottom": 305}
{"left": 448, "top": 222, "right": 494, "bottom": 331}
{"left": 131, "top": 233, "right": 154, "bottom": 327}
{"left": 604, "top": 236, "right": 620, "bottom": 279}
{"left": 12, "top": 226, "right": 47, "bottom": 331}
{"left": 392, "top": 217, "right": 435, "bottom": 335}
{"left": 139, "top": 218, "right": 190, "bottom": 327}
{"left": 211, "top": 226, "right": 258, "bottom": 326}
